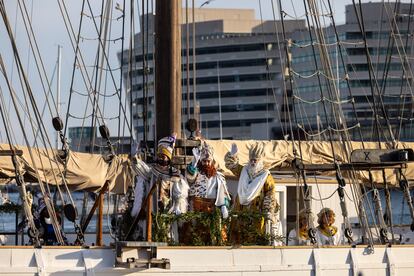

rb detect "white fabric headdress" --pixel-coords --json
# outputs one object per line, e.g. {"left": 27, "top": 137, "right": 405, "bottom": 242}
{"left": 200, "top": 141, "right": 214, "bottom": 161}
{"left": 249, "top": 143, "right": 264, "bottom": 160}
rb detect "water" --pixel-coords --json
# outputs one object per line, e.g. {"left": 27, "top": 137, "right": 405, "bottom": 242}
{"left": 1, "top": 189, "right": 413, "bottom": 233}
{"left": 0, "top": 191, "right": 114, "bottom": 233}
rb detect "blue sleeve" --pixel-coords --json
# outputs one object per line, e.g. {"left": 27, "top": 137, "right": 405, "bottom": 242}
{"left": 187, "top": 164, "right": 197, "bottom": 175}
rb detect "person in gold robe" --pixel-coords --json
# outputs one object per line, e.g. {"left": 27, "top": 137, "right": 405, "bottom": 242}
{"left": 224, "top": 143, "right": 280, "bottom": 245}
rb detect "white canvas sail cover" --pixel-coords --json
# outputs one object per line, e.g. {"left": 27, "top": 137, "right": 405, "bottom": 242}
{"left": 0, "top": 144, "right": 133, "bottom": 194}
{"left": 0, "top": 140, "right": 413, "bottom": 193}
{"left": 206, "top": 140, "right": 414, "bottom": 186}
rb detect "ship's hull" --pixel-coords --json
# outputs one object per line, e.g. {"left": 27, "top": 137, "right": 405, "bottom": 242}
{"left": 0, "top": 245, "right": 413, "bottom": 275}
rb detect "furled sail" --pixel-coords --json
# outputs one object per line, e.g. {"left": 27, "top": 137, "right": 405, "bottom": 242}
{"left": 0, "top": 144, "right": 133, "bottom": 194}
{"left": 0, "top": 140, "right": 412, "bottom": 192}
{"left": 206, "top": 140, "right": 414, "bottom": 186}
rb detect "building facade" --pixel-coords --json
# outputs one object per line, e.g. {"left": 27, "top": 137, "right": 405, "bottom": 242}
{"left": 119, "top": 9, "right": 305, "bottom": 140}
{"left": 283, "top": 2, "right": 414, "bottom": 141}
{"left": 68, "top": 126, "right": 131, "bottom": 154}
{"left": 120, "top": 3, "right": 414, "bottom": 142}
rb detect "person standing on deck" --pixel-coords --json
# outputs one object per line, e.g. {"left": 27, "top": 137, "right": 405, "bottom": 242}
{"left": 315, "top": 207, "right": 342, "bottom": 246}
{"left": 131, "top": 134, "right": 189, "bottom": 241}
{"left": 185, "top": 141, "right": 231, "bottom": 243}
{"left": 287, "top": 209, "right": 312, "bottom": 246}
{"left": 224, "top": 143, "right": 280, "bottom": 245}
{"left": 186, "top": 141, "right": 230, "bottom": 217}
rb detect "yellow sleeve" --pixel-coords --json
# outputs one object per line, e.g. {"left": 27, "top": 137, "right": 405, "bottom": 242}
{"left": 229, "top": 164, "right": 244, "bottom": 178}
{"left": 263, "top": 174, "right": 278, "bottom": 213}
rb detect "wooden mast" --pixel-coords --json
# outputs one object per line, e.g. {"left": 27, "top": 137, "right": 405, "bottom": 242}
{"left": 155, "top": 0, "right": 182, "bottom": 141}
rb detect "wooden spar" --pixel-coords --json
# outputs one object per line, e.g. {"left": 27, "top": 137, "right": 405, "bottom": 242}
{"left": 125, "top": 182, "right": 157, "bottom": 240}
{"left": 81, "top": 182, "right": 109, "bottom": 235}
{"left": 146, "top": 192, "right": 153, "bottom": 241}
{"left": 96, "top": 188, "right": 104, "bottom": 246}
{"left": 155, "top": 0, "right": 182, "bottom": 141}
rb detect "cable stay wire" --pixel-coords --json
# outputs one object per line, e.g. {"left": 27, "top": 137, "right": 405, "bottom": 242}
{"left": 0, "top": 2, "right": 77, "bottom": 215}
{"left": 79, "top": 35, "right": 122, "bottom": 43}
{"left": 293, "top": 94, "right": 353, "bottom": 105}
{"left": 57, "top": 0, "right": 132, "bottom": 141}
{"left": 81, "top": 11, "right": 121, "bottom": 21}
{"left": 291, "top": 40, "right": 364, "bottom": 48}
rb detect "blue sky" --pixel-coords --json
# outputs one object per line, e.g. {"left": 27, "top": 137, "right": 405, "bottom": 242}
{"left": 0, "top": 0, "right": 382, "bottom": 145}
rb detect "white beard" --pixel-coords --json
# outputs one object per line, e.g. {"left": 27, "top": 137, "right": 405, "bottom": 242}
{"left": 247, "top": 161, "right": 264, "bottom": 179}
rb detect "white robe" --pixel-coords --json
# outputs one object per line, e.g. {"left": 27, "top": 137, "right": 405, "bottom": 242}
{"left": 287, "top": 229, "right": 310, "bottom": 246}
{"left": 237, "top": 167, "right": 269, "bottom": 205}
{"left": 316, "top": 227, "right": 342, "bottom": 246}
{"left": 189, "top": 171, "right": 229, "bottom": 207}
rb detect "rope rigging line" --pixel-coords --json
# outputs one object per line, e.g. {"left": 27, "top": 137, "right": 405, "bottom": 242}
{"left": 280, "top": 10, "right": 334, "bottom": 20}
{"left": 0, "top": 1, "right": 78, "bottom": 237}
{"left": 85, "top": 0, "right": 132, "bottom": 133}
{"left": 16, "top": 0, "right": 59, "bottom": 117}
{"left": 276, "top": 1, "right": 301, "bottom": 155}
{"left": 293, "top": 94, "right": 353, "bottom": 105}
{"left": 185, "top": 0, "right": 190, "bottom": 120}
{"left": 57, "top": 0, "right": 131, "bottom": 143}
{"left": 258, "top": 0, "right": 286, "bottom": 139}
{"left": 67, "top": 112, "right": 94, "bottom": 120}
{"left": 0, "top": 51, "right": 64, "bottom": 244}
{"left": 353, "top": 0, "right": 396, "bottom": 145}
{"left": 192, "top": 0, "right": 197, "bottom": 119}
{"left": 270, "top": 0, "right": 290, "bottom": 138}
{"left": 141, "top": 0, "right": 149, "bottom": 144}
{"left": 83, "top": 64, "right": 121, "bottom": 71}
{"left": 59, "top": 0, "right": 105, "bottom": 138}
{"left": 387, "top": 0, "right": 414, "bottom": 141}
{"left": 297, "top": 0, "right": 374, "bottom": 245}
{"left": 88, "top": 0, "right": 106, "bottom": 153}
{"left": 296, "top": 123, "right": 361, "bottom": 138}
{"left": 79, "top": 35, "right": 122, "bottom": 42}
{"left": 71, "top": 87, "right": 121, "bottom": 98}
{"left": 99, "top": 0, "right": 116, "bottom": 131}
{"left": 277, "top": 0, "right": 319, "bottom": 245}
{"left": 322, "top": 0, "right": 376, "bottom": 244}
{"left": 116, "top": 0, "right": 127, "bottom": 153}
{"left": 96, "top": 114, "right": 121, "bottom": 121}
{"left": 301, "top": 0, "right": 340, "bottom": 153}
{"left": 291, "top": 40, "right": 364, "bottom": 48}
{"left": 81, "top": 11, "right": 122, "bottom": 21}
{"left": 291, "top": 68, "right": 349, "bottom": 81}
{"left": 125, "top": 0, "right": 136, "bottom": 150}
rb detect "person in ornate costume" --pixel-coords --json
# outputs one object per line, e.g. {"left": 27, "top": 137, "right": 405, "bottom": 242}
{"left": 287, "top": 210, "right": 312, "bottom": 245}
{"left": 185, "top": 141, "right": 231, "bottom": 244}
{"left": 187, "top": 141, "right": 230, "bottom": 217}
{"left": 316, "top": 207, "right": 342, "bottom": 245}
{"left": 130, "top": 134, "right": 189, "bottom": 241}
{"left": 224, "top": 143, "right": 280, "bottom": 245}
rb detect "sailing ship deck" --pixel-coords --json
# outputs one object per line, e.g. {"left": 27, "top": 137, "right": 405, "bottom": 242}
{"left": 0, "top": 245, "right": 413, "bottom": 275}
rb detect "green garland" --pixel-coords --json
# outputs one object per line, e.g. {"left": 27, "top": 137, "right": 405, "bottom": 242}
{"left": 0, "top": 202, "right": 22, "bottom": 213}
{"left": 152, "top": 210, "right": 284, "bottom": 246}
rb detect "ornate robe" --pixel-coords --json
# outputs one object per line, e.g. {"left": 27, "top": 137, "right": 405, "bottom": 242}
{"left": 186, "top": 166, "right": 230, "bottom": 211}
{"left": 132, "top": 158, "right": 189, "bottom": 216}
{"left": 224, "top": 153, "right": 277, "bottom": 214}
{"left": 224, "top": 153, "right": 279, "bottom": 245}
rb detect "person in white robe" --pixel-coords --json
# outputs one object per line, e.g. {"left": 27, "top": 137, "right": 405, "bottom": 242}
{"left": 287, "top": 210, "right": 312, "bottom": 246}
{"left": 130, "top": 134, "right": 189, "bottom": 242}
{"left": 315, "top": 207, "right": 342, "bottom": 246}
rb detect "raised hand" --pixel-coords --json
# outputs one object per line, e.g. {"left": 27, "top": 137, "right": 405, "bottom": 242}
{"left": 230, "top": 143, "right": 238, "bottom": 155}
{"left": 191, "top": 146, "right": 202, "bottom": 167}
{"left": 221, "top": 205, "right": 229, "bottom": 219}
